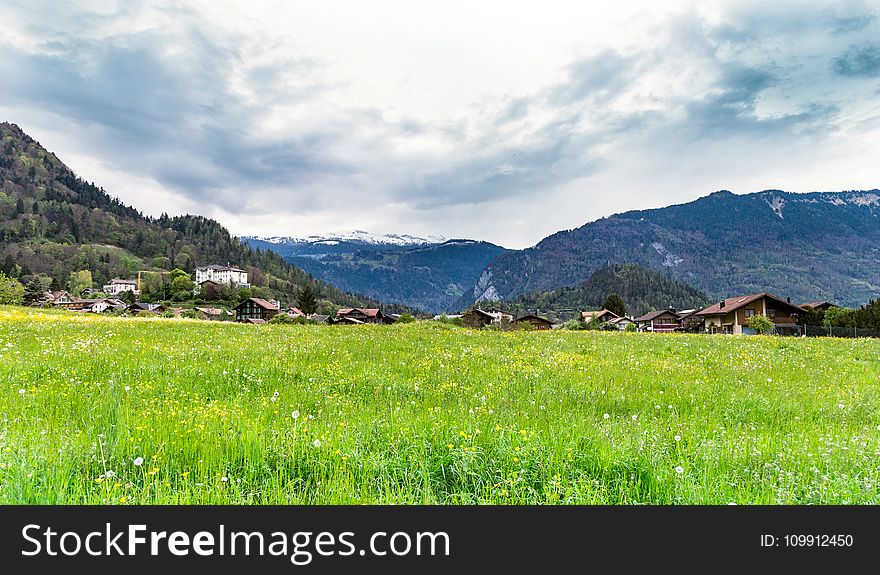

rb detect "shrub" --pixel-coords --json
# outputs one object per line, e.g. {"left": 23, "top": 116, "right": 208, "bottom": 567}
{"left": 561, "top": 319, "right": 585, "bottom": 330}
{"left": 396, "top": 313, "right": 416, "bottom": 324}
{"left": 748, "top": 314, "right": 774, "bottom": 335}
{"left": 269, "top": 314, "right": 297, "bottom": 325}
{"left": 625, "top": 322, "right": 638, "bottom": 332}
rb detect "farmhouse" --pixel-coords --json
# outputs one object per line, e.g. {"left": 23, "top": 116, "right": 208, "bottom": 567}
{"left": 235, "top": 298, "right": 279, "bottom": 322}
{"left": 195, "top": 265, "right": 249, "bottom": 288}
{"left": 336, "top": 308, "right": 389, "bottom": 324}
{"left": 515, "top": 313, "right": 553, "bottom": 330}
{"left": 309, "top": 314, "right": 331, "bottom": 324}
{"left": 460, "top": 308, "right": 514, "bottom": 328}
{"left": 607, "top": 316, "right": 635, "bottom": 330}
{"left": 634, "top": 309, "right": 681, "bottom": 332}
{"left": 45, "top": 290, "right": 73, "bottom": 305}
{"left": 102, "top": 279, "right": 140, "bottom": 296}
{"left": 697, "top": 293, "right": 803, "bottom": 335}
{"left": 676, "top": 309, "right": 704, "bottom": 332}
{"left": 194, "top": 307, "right": 231, "bottom": 320}
{"left": 581, "top": 309, "right": 620, "bottom": 324}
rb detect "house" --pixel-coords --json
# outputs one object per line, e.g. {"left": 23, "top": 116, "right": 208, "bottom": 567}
{"left": 460, "top": 308, "right": 514, "bottom": 328}
{"left": 697, "top": 294, "right": 804, "bottom": 335}
{"left": 285, "top": 307, "right": 305, "bottom": 318}
{"left": 235, "top": 298, "right": 279, "bottom": 322}
{"left": 194, "top": 307, "right": 225, "bottom": 320}
{"left": 581, "top": 309, "right": 620, "bottom": 325}
{"left": 634, "top": 309, "right": 681, "bottom": 332}
{"left": 801, "top": 301, "right": 837, "bottom": 311}
{"left": 46, "top": 291, "right": 73, "bottom": 305}
{"left": 308, "top": 314, "right": 331, "bottom": 324}
{"left": 676, "top": 309, "right": 704, "bottom": 332}
{"left": 127, "top": 302, "right": 166, "bottom": 314}
{"left": 102, "top": 279, "right": 140, "bottom": 296}
{"left": 244, "top": 318, "right": 267, "bottom": 325}
{"left": 195, "top": 265, "right": 249, "bottom": 288}
{"left": 515, "top": 313, "right": 553, "bottom": 330}
{"left": 608, "top": 316, "right": 635, "bottom": 331}
{"left": 336, "top": 308, "right": 388, "bottom": 324}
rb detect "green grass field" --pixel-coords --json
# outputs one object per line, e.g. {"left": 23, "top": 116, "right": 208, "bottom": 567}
{"left": 1, "top": 306, "right": 879, "bottom": 504}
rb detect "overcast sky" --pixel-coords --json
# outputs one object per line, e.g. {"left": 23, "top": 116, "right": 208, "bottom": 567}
{"left": 1, "top": 1, "right": 879, "bottom": 248}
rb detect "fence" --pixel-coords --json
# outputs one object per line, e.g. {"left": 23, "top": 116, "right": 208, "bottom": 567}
{"left": 803, "top": 325, "right": 880, "bottom": 338}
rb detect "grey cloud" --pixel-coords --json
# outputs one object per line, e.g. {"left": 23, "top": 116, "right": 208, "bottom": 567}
{"left": 547, "top": 50, "right": 636, "bottom": 106}
{"left": 832, "top": 44, "right": 880, "bottom": 77}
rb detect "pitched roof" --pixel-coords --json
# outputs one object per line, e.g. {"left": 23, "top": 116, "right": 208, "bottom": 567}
{"left": 107, "top": 279, "right": 137, "bottom": 284}
{"left": 239, "top": 298, "right": 279, "bottom": 310}
{"left": 581, "top": 309, "right": 619, "bottom": 320}
{"left": 801, "top": 300, "right": 836, "bottom": 310}
{"left": 697, "top": 293, "right": 804, "bottom": 316}
{"left": 337, "top": 308, "right": 381, "bottom": 317}
{"left": 198, "top": 264, "right": 246, "bottom": 273}
{"left": 634, "top": 309, "right": 680, "bottom": 322}
{"left": 515, "top": 313, "right": 552, "bottom": 323}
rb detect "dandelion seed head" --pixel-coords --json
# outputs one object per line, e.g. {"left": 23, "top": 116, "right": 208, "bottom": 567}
{"left": 675, "top": 466, "right": 684, "bottom": 474}
{"left": 291, "top": 410, "right": 300, "bottom": 419}
{"left": 603, "top": 413, "right": 610, "bottom": 420}
{"left": 133, "top": 457, "right": 144, "bottom": 466}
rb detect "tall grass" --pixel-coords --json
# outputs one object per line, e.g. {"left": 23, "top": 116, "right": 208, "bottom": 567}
{"left": 1, "top": 306, "right": 879, "bottom": 504}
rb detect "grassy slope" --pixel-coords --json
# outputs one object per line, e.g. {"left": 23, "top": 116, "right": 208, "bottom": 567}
{"left": 1, "top": 306, "right": 879, "bottom": 504}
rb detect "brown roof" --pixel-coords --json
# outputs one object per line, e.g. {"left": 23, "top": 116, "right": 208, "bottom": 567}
{"left": 337, "top": 308, "right": 380, "bottom": 317}
{"left": 515, "top": 313, "right": 552, "bottom": 323}
{"left": 634, "top": 309, "right": 680, "bottom": 322}
{"left": 245, "top": 318, "right": 267, "bottom": 324}
{"left": 581, "top": 309, "right": 618, "bottom": 320}
{"left": 697, "top": 293, "right": 804, "bottom": 316}
{"left": 195, "top": 307, "right": 223, "bottom": 315}
{"left": 801, "top": 300, "right": 836, "bottom": 310}
{"left": 239, "top": 298, "right": 279, "bottom": 311}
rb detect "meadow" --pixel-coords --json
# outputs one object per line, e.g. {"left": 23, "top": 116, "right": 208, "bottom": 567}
{"left": 1, "top": 305, "right": 879, "bottom": 504}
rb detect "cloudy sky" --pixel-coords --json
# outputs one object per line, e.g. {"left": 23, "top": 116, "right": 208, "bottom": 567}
{"left": 1, "top": 1, "right": 879, "bottom": 248}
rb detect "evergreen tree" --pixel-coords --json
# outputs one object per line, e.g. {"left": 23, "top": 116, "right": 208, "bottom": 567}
{"left": 602, "top": 293, "right": 627, "bottom": 317}
{"left": 297, "top": 284, "right": 318, "bottom": 315}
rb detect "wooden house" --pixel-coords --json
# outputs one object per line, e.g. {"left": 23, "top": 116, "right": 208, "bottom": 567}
{"left": 634, "top": 309, "right": 681, "bottom": 332}
{"left": 581, "top": 309, "right": 620, "bottom": 325}
{"left": 235, "top": 298, "right": 279, "bottom": 323}
{"left": 461, "top": 308, "right": 514, "bottom": 328}
{"left": 335, "top": 308, "right": 388, "bottom": 324}
{"left": 697, "top": 294, "right": 803, "bottom": 335}
{"left": 515, "top": 313, "right": 553, "bottom": 330}
{"left": 801, "top": 301, "right": 836, "bottom": 312}
{"left": 127, "top": 302, "right": 166, "bottom": 314}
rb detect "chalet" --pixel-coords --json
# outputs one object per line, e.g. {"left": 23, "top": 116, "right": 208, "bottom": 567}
{"left": 336, "top": 308, "right": 388, "bottom": 324}
{"left": 309, "top": 314, "right": 331, "bottom": 324}
{"left": 460, "top": 308, "right": 514, "bottom": 328}
{"left": 515, "top": 313, "right": 553, "bottom": 330}
{"left": 102, "top": 279, "right": 140, "bottom": 296}
{"left": 697, "top": 294, "right": 804, "bottom": 335}
{"left": 195, "top": 265, "right": 249, "bottom": 288}
{"left": 581, "top": 309, "right": 620, "bottom": 324}
{"left": 285, "top": 307, "right": 305, "bottom": 319}
{"left": 607, "top": 316, "right": 635, "bottom": 331}
{"left": 634, "top": 309, "right": 681, "bottom": 332}
{"left": 194, "top": 307, "right": 226, "bottom": 320}
{"left": 46, "top": 291, "right": 73, "bottom": 305}
{"left": 801, "top": 301, "right": 837, "bottom": 311}
{"left": 235, "top": 298, "right": 279, "bottom": 323}
{"left": 127, "top": 302, "right": 166, "bottom": 314}
{"left": 677, "top": 309, "right": 704, "bottom": 332}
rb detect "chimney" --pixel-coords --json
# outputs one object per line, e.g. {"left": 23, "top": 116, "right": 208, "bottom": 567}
{"left": 786, "top": 297, "right": 791, "bottom": 303}
{"left": 719, "top": 300, "right": 726, "bottom": 309}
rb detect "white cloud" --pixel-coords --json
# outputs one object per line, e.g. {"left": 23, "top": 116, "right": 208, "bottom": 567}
{"left": 0, "top": 0, "right": 878, "bottom": 248}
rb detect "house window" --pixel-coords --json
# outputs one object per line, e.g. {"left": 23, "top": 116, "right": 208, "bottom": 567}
{"left": 744, "top": 309, "right": 755, "bottom": 318}
{"left": 767, "top": 308, "right": 777, "bottom": 318}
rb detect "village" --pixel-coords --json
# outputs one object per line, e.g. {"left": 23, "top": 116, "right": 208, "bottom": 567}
{"left": 28, "top": 261, "right": 853, "bottom": 336}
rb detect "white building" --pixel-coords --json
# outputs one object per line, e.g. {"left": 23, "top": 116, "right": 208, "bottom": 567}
{"left": 195, "top": 265, "right": 249, "bottom": 287}
{"left": 102, "top": 279, "right": 140, "bottom": 296}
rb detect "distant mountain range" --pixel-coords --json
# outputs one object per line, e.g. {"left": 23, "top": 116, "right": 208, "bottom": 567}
{"left": 457, "top": 189, "right": 880, "bottom": 310}
{"left": 503, "top": 264, "right": 711, "bottom": 320}
{"left": 244, "top": 235, "right": 507, "bottom": 312}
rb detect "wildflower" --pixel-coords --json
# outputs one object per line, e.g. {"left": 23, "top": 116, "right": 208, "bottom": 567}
{"left": 221, "top": 476, "right": 228, "bottom": 482}
{"left": 119, "top": 496, "right": 128, "bottom": 504}
{"left": 674, "top": 466, "right": 684, "bottom": 474}
{"left": 674, "top": 435, "right": 681, "bottom": 442}
{"left": 273, "top": 391, "right": 280, "bottom": 397}
{"left": 18, "top": 389, "right": 25, "bottom": 395}
{"left": 291, "top": 410, "right": 300, "bottom": 419}
{"left": 105, "top": 470, "right": 116, "bottom": 478}
{"left": 133, "top": 457, "right": 144, "bottom": 466}
{"left": 313, "top": 439, "right": 321, "bottom": 448}
{"left": 877, "top": 424, "right": 880, "bottom": 431}
{"left": 124, "top": 386, "right": 131, "bottom": 391}
{"left": 603, "top": 413, "right": 610, "bottom": 420}
{"left": 632, "top": 415, "right": 637, "bottom": 421}
{"left": 838, "top": 403, "right": 845, "bottom": 409}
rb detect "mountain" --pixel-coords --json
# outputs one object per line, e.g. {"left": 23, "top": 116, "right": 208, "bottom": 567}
{"left": 459, "top": 189, "right": 880, "bottom": 309}
{"left": 0, "top": 121, "right": 396, "bottom": 310}
{"left": 245, "top": 235, "right": 507, "bottom": 312}
{"left": 503, "top": 264, "right": 711, "bottom": 320}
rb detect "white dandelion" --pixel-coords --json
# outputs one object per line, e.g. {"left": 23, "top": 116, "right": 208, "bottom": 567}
{"left": 632, "top": 415, "right": 638, "bottom": 421}
{"left": 313, "top": 439, "right": 321, "bottom": 448}
{"left": 106, "top": 470, "right": 116, "bottom": 478}
{"left": 221, "top": 476, "right": 228, "bottom": 482}
{"left": 291, "top": 410, "right": 300, "bottom": 419}
{"left": 674, "top": 435, "right": 681, "bottom": 442}
{"left": 603, "top": 413, "right": 610, "bottom": 420}
{"left": 18, "top": 389, "right": 25, "bottom": 395}
{"left": 124, "top": 386, "right": 131, "bottom": 391}
{"left": 674, "top": 466, "right": 684, "bottom": 474}
{"left": 838, "top": 403, "right": 845, "bottom": 409}
{"left": 133, "top": 457, "right": 144, "bottom": 466}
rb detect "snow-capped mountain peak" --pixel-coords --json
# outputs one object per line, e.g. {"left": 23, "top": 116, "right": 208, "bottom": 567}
{"left": 246, "top": 231, "right": 446, "bottom": 246}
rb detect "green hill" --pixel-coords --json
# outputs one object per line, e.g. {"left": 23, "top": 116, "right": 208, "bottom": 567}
{"left": 0, "top": 121, "right": 399, "bottom": 310}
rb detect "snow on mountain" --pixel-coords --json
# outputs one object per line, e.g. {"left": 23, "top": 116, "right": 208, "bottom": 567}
{"left": 246, "top": 230, "right": 446, "bottom": 246}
